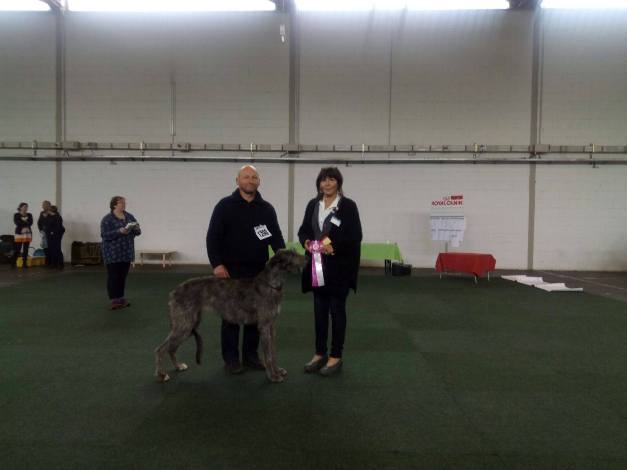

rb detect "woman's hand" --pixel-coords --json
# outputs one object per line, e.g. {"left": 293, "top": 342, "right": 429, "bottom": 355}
{"left": 304, "top": 240, "right": 311, "bottom": 252}
{"left": 119, "top": 227, "right": 129, "bottom": 235}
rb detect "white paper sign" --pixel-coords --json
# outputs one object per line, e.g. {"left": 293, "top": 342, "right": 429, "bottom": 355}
{"left": 254, "top": 224, "right": 272, "bottom": 240}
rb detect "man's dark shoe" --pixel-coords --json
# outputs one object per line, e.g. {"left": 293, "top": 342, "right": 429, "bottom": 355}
{"left": 304, "top": 355, "right": 328, "bottom": 374}
{"left": 224, "top": 361, "right": 244, "bottom": 375}
{"left": 243, "top": 357, "right": 266, "bottom": 371}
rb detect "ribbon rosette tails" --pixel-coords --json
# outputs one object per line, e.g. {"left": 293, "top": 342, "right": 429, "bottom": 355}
{"left": 310, "top": 236, "right": 332, "bottom": 287}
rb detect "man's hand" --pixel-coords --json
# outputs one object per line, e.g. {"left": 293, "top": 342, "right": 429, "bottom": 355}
{"left": 119, "top": 227, "right": 129, "bottom": 235}
{"left": 304, "top": 240, "right": 311, "bottom": 252}
{"left": 322, "top": 244, "right": 334, "bottom": 255}
{"left": 213, "top": 265, "right": 230, "bottom": 278}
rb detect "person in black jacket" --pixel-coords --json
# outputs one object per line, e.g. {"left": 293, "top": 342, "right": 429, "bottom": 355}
{"left": 206, "top": 165, "right": 286, "bottom": 374}
{"left": 298, "top": 167, "right": 362, "bottom": 376}
{"left": 37, "top": 200, "right": 52, "bottom": 266}
{"left": 45, "top": 205, "right": 65, "bottom": 270}
{"left": 13, "top": 202, "right": 33, "bottom": 269}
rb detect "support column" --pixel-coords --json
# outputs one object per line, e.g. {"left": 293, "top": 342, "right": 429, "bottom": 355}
{"left": 287, "top": 5, "right": 300, "bottom": 242}
{"left": 54, "top": 8, "right": 66, "bottom": 210}
{"left": 527, "top": 6, "right": 544, "bottom": 270}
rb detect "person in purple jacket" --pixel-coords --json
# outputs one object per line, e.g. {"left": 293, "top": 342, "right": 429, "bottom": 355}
{"left": 100, "top": 196, "right": 141, "bottom": 310}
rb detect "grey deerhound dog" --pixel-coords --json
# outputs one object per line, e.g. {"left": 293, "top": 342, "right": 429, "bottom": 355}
{"left": 154, "top": 249, "right": 305, "bottom": 383}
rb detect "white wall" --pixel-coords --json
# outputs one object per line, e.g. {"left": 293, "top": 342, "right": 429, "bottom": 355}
{"left": 1, "top": 9, "right": 626, "bottom": 270}
{"left": 65, "top": 12, "right": 288, "bottom": 144}
{"left": 0, "top": 13, "right": 56, "bottom": 143}
{"left": 299, "top": 12, "right": 393, "bottom": 144}
{"left": 299, "top": 10, "right": 533, "bottom": 146}
{"left": 534, "top": 165, "right": 627, "bottom": 271}
{"left": 391, "top": 10, "right": 533, "bottom": 145}
{"left": 541, "top": 10, "right": 627, "bottom": 145}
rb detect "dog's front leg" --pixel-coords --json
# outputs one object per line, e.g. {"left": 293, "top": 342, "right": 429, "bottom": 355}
{"left": 271, "top": 323, "right": 287, "bottom": 378}
{"left": 260, "top": 324, "right": 283, "bottom": 383}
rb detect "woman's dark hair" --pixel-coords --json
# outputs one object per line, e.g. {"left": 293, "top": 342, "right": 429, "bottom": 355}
{"left": 315, "top": 167, "right": 343, "bottom": 199}
{"left": 110, "top": 196, "right": 124, "bottom": 211}
{"left": 17, "top": 202, "right": 28, "bottom": 211}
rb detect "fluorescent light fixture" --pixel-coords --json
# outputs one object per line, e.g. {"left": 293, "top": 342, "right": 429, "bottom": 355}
{"left": 542, "top": 0, "right": 627, "bottom": 8}
{"left": 0, "top": 0, "right": 50, "bottom": 11}
{"left": 68, "top": 0, "right": 276, "bottom": 12}
{"left": 295, "top": 0, "right": 509, "bottom": 11}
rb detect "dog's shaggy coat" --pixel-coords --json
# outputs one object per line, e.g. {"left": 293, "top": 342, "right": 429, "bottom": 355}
{"left": 154, "top": 249, "right": 305, "bottom": 383}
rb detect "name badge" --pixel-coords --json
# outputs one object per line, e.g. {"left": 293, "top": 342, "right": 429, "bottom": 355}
{"left": 330, "top": 216, "right": 341, "bottom": 227}
{"left": 254, "top": 224, "right": 272, "bottom": 240}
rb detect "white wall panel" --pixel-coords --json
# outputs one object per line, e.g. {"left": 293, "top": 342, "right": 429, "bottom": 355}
{"left": 299, "top": 12, "right": 392, "bottom": 145}
{"left": 0, "top": 13, "right": 56, "bottom": 142}
{"left": 541, "top": 10, "right": 627, "bottom": 146}
{"left": 65, "top": 13, "right": 172, "bottom": 142}
{"left": 172, "top": 14, "right": 289, "bottom": 144}
{"left": 534, "top": 165, "right": 627, "bottom": 271}
{"left": 65, "top": 12, "right": 288, "bottom": 144}
{"left": 392, "top": 10, "right": 533, "bottom": 146}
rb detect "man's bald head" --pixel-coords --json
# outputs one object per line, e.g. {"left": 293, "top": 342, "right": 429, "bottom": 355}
{"left": 236, "top": 165, "right": 260, "bottom": 200}
{"left": 237, "top": 164, "right": 258, "bottom": 178}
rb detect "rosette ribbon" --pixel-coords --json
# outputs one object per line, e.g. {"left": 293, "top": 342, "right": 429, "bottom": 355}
{"left": 310, "top": 240, "right": 325, "bottom": 287}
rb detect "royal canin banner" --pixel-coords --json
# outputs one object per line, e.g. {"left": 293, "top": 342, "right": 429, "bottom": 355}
{"left": 431, "top": 194, "right": 464, "bottom": 207}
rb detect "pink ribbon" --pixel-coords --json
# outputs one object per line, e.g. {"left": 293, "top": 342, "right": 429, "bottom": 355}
{"left": 310, "top": 240, "right": 325, "bottom": 287}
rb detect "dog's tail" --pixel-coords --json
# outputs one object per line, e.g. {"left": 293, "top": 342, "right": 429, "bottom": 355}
{"left": 192, "top": 328, "right": 203, "bottom": 364}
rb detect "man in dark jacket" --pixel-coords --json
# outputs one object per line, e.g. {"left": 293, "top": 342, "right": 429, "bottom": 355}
{"left": 37, "top": 200, "right": 52, "bottom": 266}
{"left": 206, "top": 165, "right": 285, "bottom": 374}
{"left": 45, "top": 205, "right": 65, "bottom": 270}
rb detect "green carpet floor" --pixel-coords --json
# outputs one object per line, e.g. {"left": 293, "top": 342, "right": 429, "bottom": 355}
{"left": 1, "top": 271, "right": 627, "bottom": 469}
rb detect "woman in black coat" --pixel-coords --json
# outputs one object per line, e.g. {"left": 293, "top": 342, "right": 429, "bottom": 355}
{"left": 298, "top": 167, "right": 362, "bottom": 376}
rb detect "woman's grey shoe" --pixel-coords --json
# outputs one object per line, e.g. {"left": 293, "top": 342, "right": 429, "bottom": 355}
{"left": 304, "top": 355, "right": 328, "bottom": 374}
{"left": 319, "top": 359, "right": 343, "bottom": 377}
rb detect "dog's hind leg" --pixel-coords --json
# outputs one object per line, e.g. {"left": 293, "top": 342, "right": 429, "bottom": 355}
{"left": 167, "top": 329, "right": 191, "bottom": 373}
{"left": 154, "top": 327, "right": 192, "bottom": 382}
{"left": 154, "top": 333, "right": 174, "bottom": 383}
{"left": 260, "top": 323, "right": 283, "bottom": 383}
